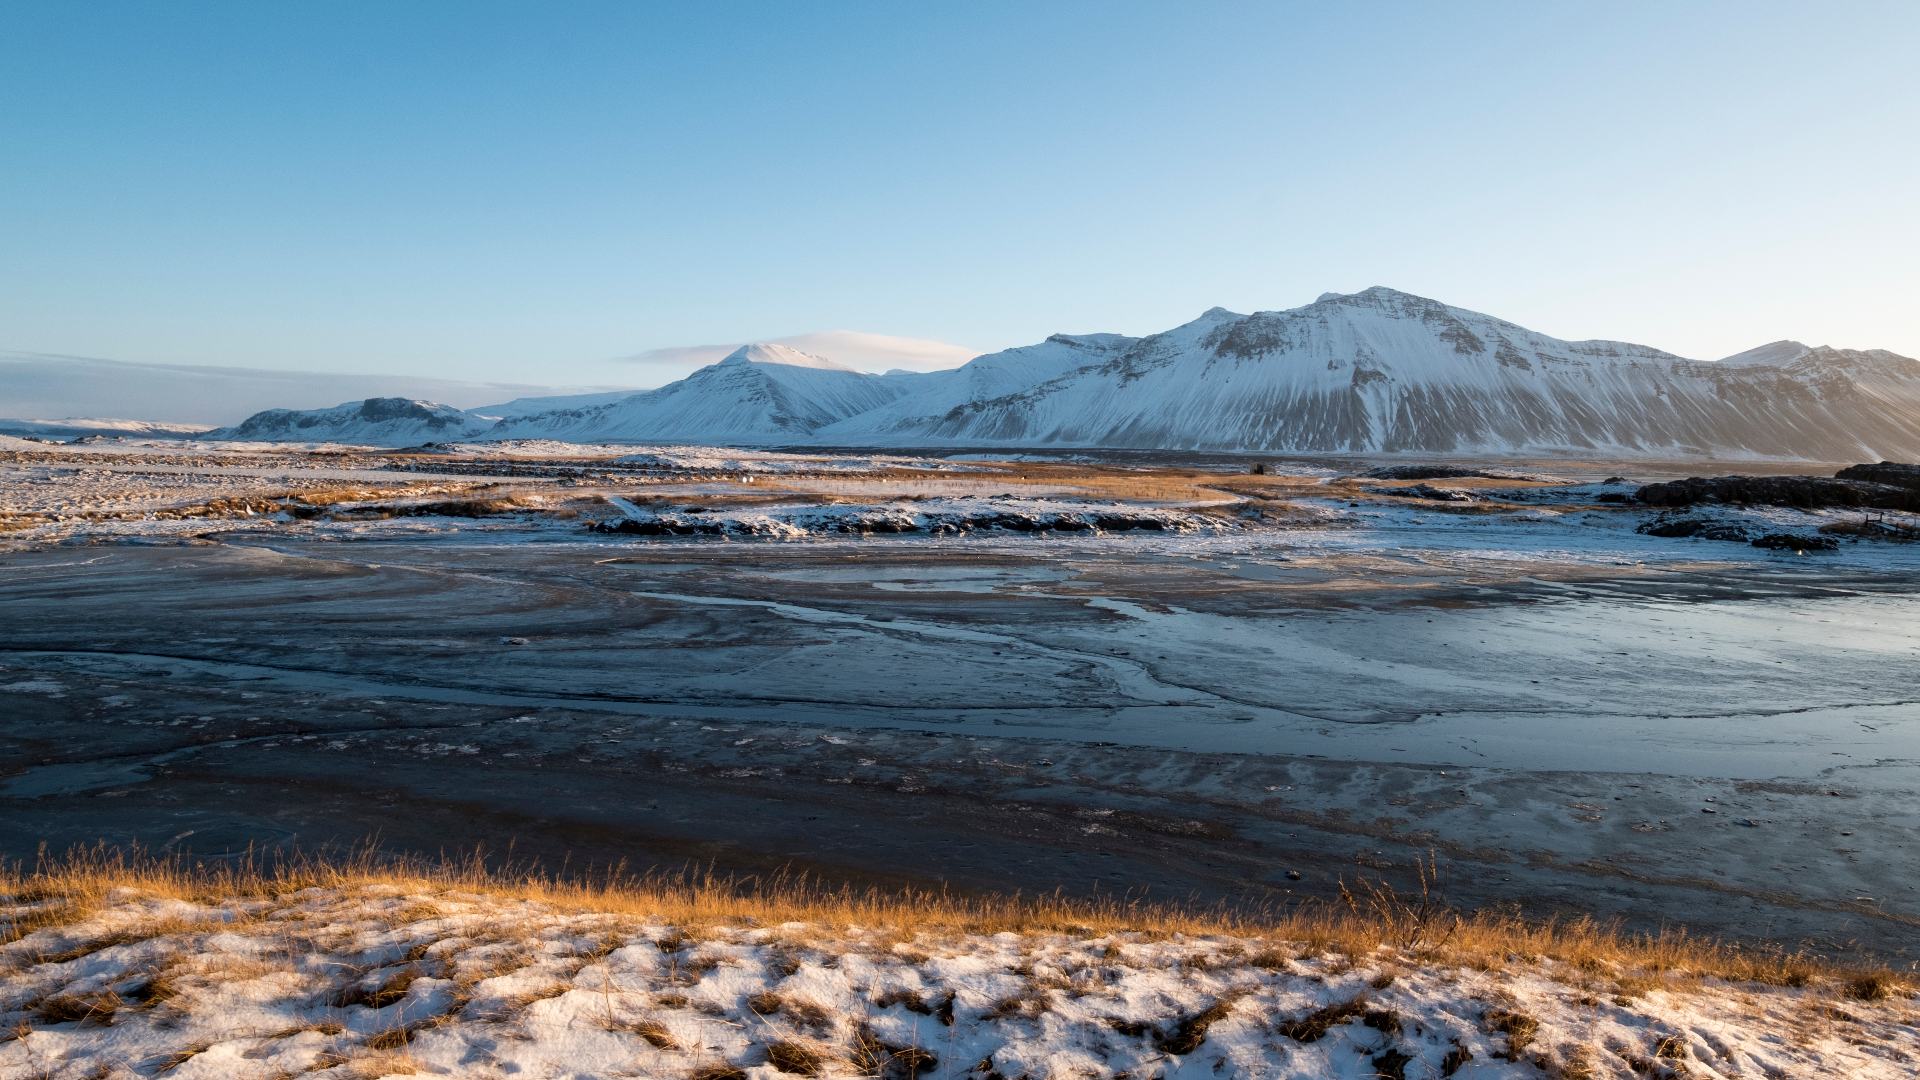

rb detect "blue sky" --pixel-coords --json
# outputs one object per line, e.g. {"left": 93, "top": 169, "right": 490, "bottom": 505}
{"left": 2, "top": 1, "right": 1916, "bottom": 386}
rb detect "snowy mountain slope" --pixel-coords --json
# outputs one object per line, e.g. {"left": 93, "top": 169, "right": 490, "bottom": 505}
{"left": 467, "top": 388, "right": 647, "bottom": 420}
{"left": 1717, "top": 339, "right": 1813, "bottom": 367}
{"left": 819, "top": 332, "right": 1139, "bottom": 441}
{"left": 488, "top": 343, "right": 910, "bottom": 443}
{"left": 841, "top": 288, "right": 1920, "bottom": 459}
{"left": 207, "top": 397, "right": 496, "bottom": 444}
{"left": 1666, "top": 343, "right": 1920, "bottom": 461}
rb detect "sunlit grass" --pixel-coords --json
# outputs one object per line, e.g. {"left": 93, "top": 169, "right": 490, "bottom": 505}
{"left": 3, "top": 845, "right": 1903, "bottom": 1000}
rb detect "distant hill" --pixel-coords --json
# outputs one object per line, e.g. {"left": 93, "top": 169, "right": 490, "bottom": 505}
{"left": 207, "top": 398, "right": 495, "bottom": 443}
{"left": 487, "top": 344, "right": 910, "bottom": 444}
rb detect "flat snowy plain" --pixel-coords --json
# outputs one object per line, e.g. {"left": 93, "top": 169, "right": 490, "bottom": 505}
{"left": 2, "top": 438, "right": 1917, "bottom": 1076}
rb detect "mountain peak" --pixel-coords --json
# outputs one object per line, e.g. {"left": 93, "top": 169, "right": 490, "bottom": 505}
{"left": 1321, "top": 285, "right": 1426, "bottom": 304}
{"left": 1717, "top": 340, "right": 1812, "bottom": 366}
{"left": 717, "top": 343, "right": 856, "bottom": 372}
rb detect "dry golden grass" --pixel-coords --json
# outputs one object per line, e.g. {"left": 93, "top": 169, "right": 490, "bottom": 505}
{"left": 1, "top": 845, "right": 1905, "bottom": 1006}
{"left": 347, "top": 1049, "right": 424, "bottom": 1077}
{"left": 1483, "top": 1006, "right": 1541, "bottom": 1060}
{"left": 611, "top": 1015, "right": 678, "bottom": 1050}
{"left": 762, "top": 1037, "right": 831, "bottom": 1075}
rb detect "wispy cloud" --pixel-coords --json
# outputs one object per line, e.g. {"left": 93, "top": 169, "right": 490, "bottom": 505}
{"left": 618, "top": 330, "right": 978, "bottom": 382}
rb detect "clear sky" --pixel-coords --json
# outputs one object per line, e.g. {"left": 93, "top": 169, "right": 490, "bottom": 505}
{"left": 3, "top": 0, "right": 1916, "bottom": 387}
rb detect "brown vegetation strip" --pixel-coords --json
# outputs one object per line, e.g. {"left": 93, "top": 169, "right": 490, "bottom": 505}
{"left": 1, "top": 846, "right": 1904, "bottom": 995}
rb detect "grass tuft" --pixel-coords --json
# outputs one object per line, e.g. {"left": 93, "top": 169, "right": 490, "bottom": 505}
{"left": 764, "top": 1038, "right": 830, "bottom": 1075}
{"left": 1845, "top": 972, "right": 1904, "bottom": 1001}
{"left": 1275, "top": 994, "right": 1367, "bottom": 1043}
{"left": 32, "top": 990, "right": 121, "bottom": 1025}
{"left": 1484, "top": 1007, "right": 1540, "bottom": 1060}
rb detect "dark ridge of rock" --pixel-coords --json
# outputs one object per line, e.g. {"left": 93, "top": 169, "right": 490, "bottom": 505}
{"left": 1362, "top": 465, "right": 1567, "bottom": 483}
{"left": 1634, "top": 475, "right": 1920, "bottom": 511}
{"left": 1390, "top": 484, "right": 1477, "bottom": 502}
{"left": 1635, "top": 517, "right": 1755, "bottom": 542}
{"left": 1834, "top": 462, "right": 1920, "bottom": 490}
{"left": 1751, "top": 532, "right": 1840, "bottom": 552}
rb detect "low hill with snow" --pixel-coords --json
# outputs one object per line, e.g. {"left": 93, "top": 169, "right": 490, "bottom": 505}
{"left": 206, "top": 398, "right": 495, "bottom": 444}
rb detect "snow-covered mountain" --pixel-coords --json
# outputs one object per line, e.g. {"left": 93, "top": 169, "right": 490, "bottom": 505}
{"left": 823, "top": 288, "right": 1920, "bottom": 459}
{"left": 818, "top": 333, "right": 1137, "bottom": 443}
{"left": 488, "top": 344, "right": 910, "bottom": 444}
{"left": 208, "top": 398, "right": 496, "bottom": 443}
{"left": 190, "top": 288, "right": 1920, "bottom": 459}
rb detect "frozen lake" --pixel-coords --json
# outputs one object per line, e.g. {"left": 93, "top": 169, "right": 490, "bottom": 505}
{"left": 3, "top": 536, "right": 1917, "bottom": 959}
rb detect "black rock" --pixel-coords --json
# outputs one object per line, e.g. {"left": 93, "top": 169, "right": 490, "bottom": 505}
{"left": 1636, "top": 517, "right": 1753, "bottom": 542}
{"left": 1636, "top": 474, "right": 1920, "bottom": 511}
{"left": 1396, "top": 484, "right": 1476, "bottom": 503}
{"left": 1750, "top": 532, "right": 1840, "bottom": 552}
{"left": 1834, "top": 461, "right": 1920, "bottom": 490}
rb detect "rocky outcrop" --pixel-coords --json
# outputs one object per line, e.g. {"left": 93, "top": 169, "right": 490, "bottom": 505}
{"left": 1636, "top": 517, "right": 1755, "bottom": 541}
{"left": 1751, "top": 533, "right": 1840, "bottom": 552}
{"left": 1834, "top": 462, "right": 1920, "bottom": 490}
{"left": 1634, "top": 475, "right": 1920, "bottom": 511}
{"left": 1388, "top": 484, "right": 1478, "bottom": 502}
{"left": 1635, "top": 516, "right": 1839, "bottom": 551}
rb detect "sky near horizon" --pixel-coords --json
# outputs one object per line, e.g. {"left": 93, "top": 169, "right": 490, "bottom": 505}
{"left": 3, "top": 1, "right": 1917, "bottom": 388}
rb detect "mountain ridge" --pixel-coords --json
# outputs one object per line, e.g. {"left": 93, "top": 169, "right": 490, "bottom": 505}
{"left": 202, "top": 288, "right": 1920, "bottom": 458}
{"left": 485, "top": 344, "right": 907, "bottom": 443}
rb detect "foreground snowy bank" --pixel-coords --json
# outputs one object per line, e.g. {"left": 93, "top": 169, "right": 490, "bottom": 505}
{"left": 3, "top": 876, "right": 1914, "bottom": 1080}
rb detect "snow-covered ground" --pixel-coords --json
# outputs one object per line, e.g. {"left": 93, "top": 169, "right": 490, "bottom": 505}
{"left": 7, "top": 439, "right": 1920, "bottom": 579}
{"left": 4, "top": 884, "right": 1914, "bottom": 1079}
